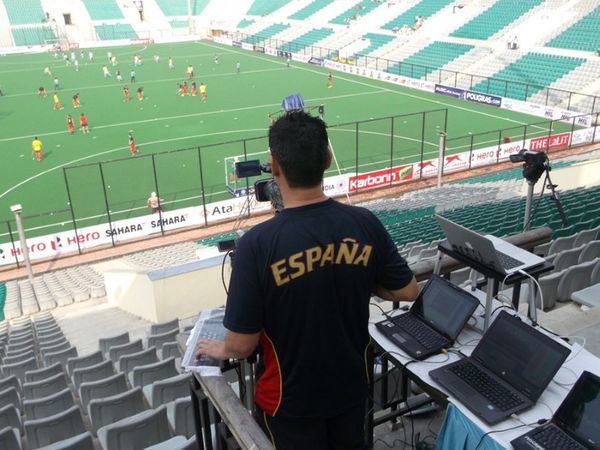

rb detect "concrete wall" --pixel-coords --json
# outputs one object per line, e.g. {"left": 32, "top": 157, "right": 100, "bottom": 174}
{"left": 103, "top": 256, "right": 230, "bottom": 323}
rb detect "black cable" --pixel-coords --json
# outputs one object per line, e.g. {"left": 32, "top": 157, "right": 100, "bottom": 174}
{"left": 220, "top": 250, "right": 232, "bottom": 295}
{"left": 474, "top": 419, "right": 545, "bottom": 450}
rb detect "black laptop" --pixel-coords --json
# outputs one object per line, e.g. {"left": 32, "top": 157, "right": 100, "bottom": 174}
{"left": 429, "top": 310, "right": 571, "bottom": 424}
{"left": 375, "top": 275, "right": 479, "bottom": 360}
{"left": 511, "top": 370, "right": 600, "bottom": 450}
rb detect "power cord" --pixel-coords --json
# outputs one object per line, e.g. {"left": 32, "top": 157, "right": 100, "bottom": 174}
{"left": 474, "top": 419, "right": 547, "bottom": 450}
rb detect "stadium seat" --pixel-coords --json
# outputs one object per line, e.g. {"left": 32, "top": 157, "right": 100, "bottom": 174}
{"left": 72, "top": 360, "right": 115, "bottom": 390}
{"left": 574, "top": 225, "right": 600, "bottom": 247}
{"left": 24, "top": 405, "right": 86, "bottom": 449}
{"left": 2, "top": 357, "right": 38, "bottom": 385}
{"left": 88, "top": 387, "right": 146, "bottom": 434}
{"left": 36, "top": 431, "right": 94, "bottom": 450}
{"left": 150, "top": 319, "right": 179, "bottom": 335}
{"left": 0, "top": 404, "right": 22, "bottom": 436}
{"left": 167, "top": 397, "right": 194, "bottom": 439}
{"left": 25, "top": 362, "right": 64, "bottom": 383}
{"left": 97, "top": 405, "right": 171, "bottom": 450}
{"left": 0, "top": 387, "right": 21, "bottom": 413}
{"left": 0, "top": 426, "right": 21, "bottom": 450}
{"left": 66, "top": 351, "right": 104, "bottom": 377}
{"left": 23, "top": 372, "right": 69, "bottom": 399}
{"left": 148, "top": 329, "right": 179, "bottom": 351}
{"left": 129, "top": 357, "right": 178, "bottom": 388}
{"left": 118, "top": 347, "right": 158, "bottom": 375}
{"left": 547, "top": 233, "right": 577, "bottom": 255}
{"left": 578, "top": 241, "right": 600, "bottom": 263}
{"left": 553, "top": 245, "right": 585, "bottom": 272}
{"left": 3, "top": 350, "right": 36, "bottom": 366}
{"left": 99, "top": 332, "right": 129, "bottom": 356}
{"left": 145, "top": 435, "right": 191, "bottom": 450}
{"left": 143, "top": 373, "right": 191, "bottom": 408}
{"left": 40, "top": 341, "right": 72, "bottom": 359}
{"left": 23, "top": 388, "right": 74, "bottom": 420}
{"left": 79, "top": 372, "right": 129, "bottom": 412}
{"left": 557, "top": 260, "right": 597, "bottom": 302}
{"left": 159, "top": 342, "right": 181, "bottom": 360}
{"left": 44, "top": 346, "right": 78, "bottom": 369}
{"left": 0, "top": 376, "right": 21, "bottom": 395}
{"left": 108, "top": 339, "right": 143, "bottom": 364}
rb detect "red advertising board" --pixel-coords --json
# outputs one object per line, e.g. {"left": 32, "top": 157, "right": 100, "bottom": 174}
{"left": 529, "top": 132, "right": 571, "bottom": 151}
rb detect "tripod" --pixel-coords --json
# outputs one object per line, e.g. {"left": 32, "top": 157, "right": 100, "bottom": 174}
{"left": 523, "top": 166, "right": 567, "bottom": 231}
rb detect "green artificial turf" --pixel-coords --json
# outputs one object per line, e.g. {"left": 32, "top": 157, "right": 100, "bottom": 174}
{"left": 0, "top": 39, "right": 575, "bottom": 239}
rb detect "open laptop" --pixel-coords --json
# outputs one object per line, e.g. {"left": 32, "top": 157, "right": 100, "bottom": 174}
{"left": 375, "top": 275, "right": 479, "bottom": 360}
{"left": 435, "top": 215, "right": 546, "bottom": 275}
{"left": 511, "top": 370, "right": 600, "bottom": 450}
{"left": 429, "top": 310, "right": 571, "bottom": 425}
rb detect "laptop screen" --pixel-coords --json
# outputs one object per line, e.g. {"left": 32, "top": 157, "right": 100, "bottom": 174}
{"left": 473, "top": 311, "right": 571, "bottom": 400}
{"left": 555, "top": 371, "right": 600, "bottom": 449}
{"left": 412, "top": 276, "right": 479, "bottom": 340}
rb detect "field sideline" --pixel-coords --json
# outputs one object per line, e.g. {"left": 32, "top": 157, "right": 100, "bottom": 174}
{"left": 0, "top": 40, "right": 573, "bottom": 237}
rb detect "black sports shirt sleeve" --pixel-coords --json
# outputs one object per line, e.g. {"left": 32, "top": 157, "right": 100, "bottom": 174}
{"left": 223, "top": 232, "right": 264, "bottom": 334}
{"left": 371, "top": 213, "right": 414, "bottom": 291}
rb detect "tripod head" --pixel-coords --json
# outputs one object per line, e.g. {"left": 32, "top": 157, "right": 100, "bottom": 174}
{"left": 509, "top": 149, "right": 548, "bottom": 184}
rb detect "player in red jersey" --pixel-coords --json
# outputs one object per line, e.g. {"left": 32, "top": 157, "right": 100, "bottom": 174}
{"left": 123, "top": 86, "right": 130, "bottom": 102}
{"left": 66, "top": 114, "right": 75, "bottom": 134}
{"left": 72, "top": 93, "right": 81, "bottom": 108}
{"left": 191, "top": 81, "right": 197, "bottom": 97}
{"left": 79, "top": 113, "right": 89, "bottom": 133}
{"left": 128, "top": 133, "right": 138, "bottom": 155}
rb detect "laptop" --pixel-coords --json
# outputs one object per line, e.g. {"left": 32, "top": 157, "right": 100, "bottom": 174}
{"left": 375, "top": 275, "right": 479, "bottom": 360}
{"left": 429, "top": 310, "right": 571, "bottom": 424}
{"left": 511, "top": 370, "right": 600, "bottom": 450}
{"left": 435, "top": 215, "right": 546, "bottom": 275}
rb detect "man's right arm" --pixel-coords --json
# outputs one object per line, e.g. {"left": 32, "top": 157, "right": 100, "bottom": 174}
{"left": 374, "top": 276, "right": 419, "bottom": 303}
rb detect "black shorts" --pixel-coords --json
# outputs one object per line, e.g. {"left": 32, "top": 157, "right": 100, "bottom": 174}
{"left": 256, "top": 401, "right": 367, "bottom": 450}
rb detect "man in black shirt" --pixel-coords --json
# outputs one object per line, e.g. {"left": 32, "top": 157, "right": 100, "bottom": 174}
{"left": 196, "top": 111, "right": 417, "bottom": 449}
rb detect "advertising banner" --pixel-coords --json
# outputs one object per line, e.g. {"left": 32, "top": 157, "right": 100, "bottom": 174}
{"left": 464, "top": 90, "right": 502, "bottom": 107}
{"left": 348, "top": 165, "right": 413, "bottom": 192}
{"left": 529, "top": 132, "right": 571, "bottom": 151}
{"left": 435, "top": 84, "right": 464, "bottom": 99}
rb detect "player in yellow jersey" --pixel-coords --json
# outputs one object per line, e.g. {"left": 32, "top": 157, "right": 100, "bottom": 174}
{"left": 31, "top": 137, "right": 43, "bottom": 161}
{"left": 199, "top": 82, "right": 206, "bottom": 102}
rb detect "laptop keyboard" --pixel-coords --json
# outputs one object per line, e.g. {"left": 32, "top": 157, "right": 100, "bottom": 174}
{"left": 527, "top": 424, "right": 586, "bottom": 450}
{"left": 496, "top": 251, "right": 523, "bottom": 270}
{"left": 449, "top": 360, "right": 525, "bottom": 411}
{"left": 394, "top": 314, "right": 448, "bottom": 350}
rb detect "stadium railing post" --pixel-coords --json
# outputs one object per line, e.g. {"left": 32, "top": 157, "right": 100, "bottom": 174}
{"left": 569, "top": 117, "right": 576, "bottom": 149}
{"left": 62, "top": 167, "right": 82, "bottom": 255}
{"left": 98, "top": 163, "right": 116, "bottom": 247}
{"left": 151, "top": 154, "right": 164, "bottom": 236}
{"left": 196, "top": 146, "right": 209, "bottom": 228}
{"left": 5, "top": 220, "right": 21, "bottom": 268}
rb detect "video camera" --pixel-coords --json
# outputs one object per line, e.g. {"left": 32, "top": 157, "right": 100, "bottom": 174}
{"left": 509, "top": 149, "right": 548, "bottom": 184}
{"left": 234, "top": 159, "right": 284, "bottom": 212}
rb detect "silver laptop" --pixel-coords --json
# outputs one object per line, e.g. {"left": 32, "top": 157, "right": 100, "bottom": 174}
{"left": 435, "top": 215, "right": 545, "bottom": 275}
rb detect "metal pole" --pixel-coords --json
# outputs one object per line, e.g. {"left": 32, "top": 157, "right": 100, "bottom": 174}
{"left": 197, "top": 147, "right": 208, "bottom": 227}
{"left": 523, "top": 181, "right": 535, "bottom": 231}
{"left": 151, "top": 154, "right": 164, "bottom": 236}
{"left": 62, "top": 167, "right": 82, "bottom": 255}
{"left": 389, "top": 117, "right": 394, "bottom": 186}
{"left": 98, "top": 163, "right": 115, "bottom": 247}
{"left": 437, "top": 132, "right": 446, "bottom": 188}
{"left": 10, "top": 205, "right": 34, "bottom": 284}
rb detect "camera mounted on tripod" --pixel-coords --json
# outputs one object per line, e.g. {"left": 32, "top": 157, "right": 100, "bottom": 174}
{"left": 509, "top": 149, "right": 548, "bottom": 184}
{"left": 234, "top": 159, "right": 284, "bottom": 212}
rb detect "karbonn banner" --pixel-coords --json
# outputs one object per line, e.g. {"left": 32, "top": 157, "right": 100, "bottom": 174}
{"left": 348, "top": 165, "right": 413, "bottom": 192}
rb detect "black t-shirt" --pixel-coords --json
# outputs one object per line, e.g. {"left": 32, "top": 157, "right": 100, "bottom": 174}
{"left": 224, "top": 198, "right": 413, "bottom": 418}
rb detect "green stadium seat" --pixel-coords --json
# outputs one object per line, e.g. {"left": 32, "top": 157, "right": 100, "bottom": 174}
{"left": 451, "top": 0, "right": 544, "bottom": 40}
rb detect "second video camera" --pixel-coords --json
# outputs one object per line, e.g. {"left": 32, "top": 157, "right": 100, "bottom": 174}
{"left": 234, "top": 159, "right": 284, "bottom": 212}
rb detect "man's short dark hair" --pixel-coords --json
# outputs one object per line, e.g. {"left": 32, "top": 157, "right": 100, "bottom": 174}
{"left": 268, "top": 111, "right": 329, "bottom": 188}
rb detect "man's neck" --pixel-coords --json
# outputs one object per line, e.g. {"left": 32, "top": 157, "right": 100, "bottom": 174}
{"left": 280, "top": 186, "right": 328, "bottom": 209}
